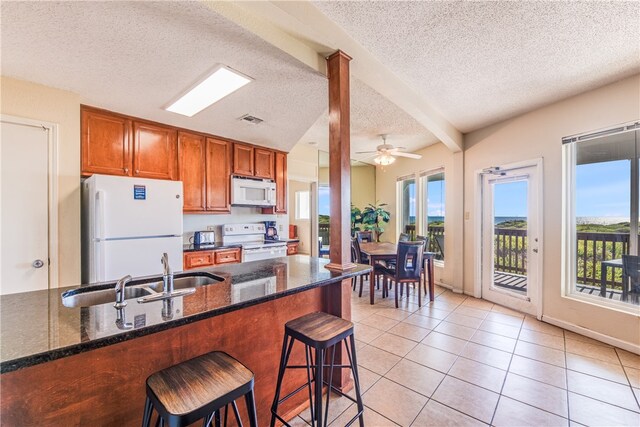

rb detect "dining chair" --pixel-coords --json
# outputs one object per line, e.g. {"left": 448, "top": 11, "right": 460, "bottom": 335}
{"left": 352, "top": 237, "right": 381, "bottom": 294}
{"left": 435, "top": 235, "right": 445, "bottom": 260}
{"left": 415, "top": 235, "right": 430, "bottom": 294}
{"left": 622, "top": 255, "right": 640, "bottom": 303}
{"left": 379, "top": 241, "right": 424, "bottom": 308}
{"left": 355, "top": 231, "right": 373, "bottom": 244}
{"left": 398, "top": 233, "right": 410, "bottom": 242}
{"left": 318, "top": 237, "right": 330, "bottom": 258}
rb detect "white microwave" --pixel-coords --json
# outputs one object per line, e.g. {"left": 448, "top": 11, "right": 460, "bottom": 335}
{"left": 231, "top": 176, "right": 276, "bottom": 207}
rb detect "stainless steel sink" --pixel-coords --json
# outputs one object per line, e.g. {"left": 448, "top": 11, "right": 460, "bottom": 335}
{"left": 146, "top": 273, "right": 224, "bottom": 292}
{"left": 61, "top": 272, "right": 224, "bottom": 308}
{"left": 62, "top": 286, "right": 152, "bottom": 308}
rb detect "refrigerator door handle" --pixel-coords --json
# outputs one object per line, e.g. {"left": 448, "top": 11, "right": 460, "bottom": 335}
{"left": 95, "top": 190, "right": 106, "bottom": 241}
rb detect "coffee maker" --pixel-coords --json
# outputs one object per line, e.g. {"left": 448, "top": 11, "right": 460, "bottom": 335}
{"left": 264, "top": 221, "right": 278, "bottom": 240}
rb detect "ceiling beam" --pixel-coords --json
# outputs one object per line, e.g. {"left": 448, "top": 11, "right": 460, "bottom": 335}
{"left": 201, "top": 1, "right": 327, "bottom": 76}
{"left": 212, "top": 1, "right": 464, "bottom": 153}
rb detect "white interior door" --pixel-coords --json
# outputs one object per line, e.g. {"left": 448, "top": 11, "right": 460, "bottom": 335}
{"left": 1, "top": 120, "right": 50, "bottom": 295}
{"left": 481, "top": 161, "right": 542, "bottom": 316}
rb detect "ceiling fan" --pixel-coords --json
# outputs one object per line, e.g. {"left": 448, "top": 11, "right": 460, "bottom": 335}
{"left": 356, "top": 135, "right": 422, "bottom": 165}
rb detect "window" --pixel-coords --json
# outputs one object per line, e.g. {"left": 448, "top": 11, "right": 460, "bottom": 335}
{"left": 295, "top": 191, "right": 310, "bottom": 220}
{"left": 563, "top": 123, "right": 640, "bottom": 310}
{"left": 397, "top": 176, "right": 416, "bottom": 240}
{"left": 421, "top": 170, "right": 446, "bottom": 261}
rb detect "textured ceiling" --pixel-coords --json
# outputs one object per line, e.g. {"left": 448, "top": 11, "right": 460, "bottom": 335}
{"left": 0, "top": 1, "right": 327, "bottom": 151}
{"left": 299, "top": 76, "right": 438, "bottom": 163}
{"left": 313, "top": 1, "right": 640, "bottom": 133}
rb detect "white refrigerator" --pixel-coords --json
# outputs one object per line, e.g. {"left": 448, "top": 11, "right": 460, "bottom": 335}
{"left": 82, "top": 174, "right": 183, "bottom": 283}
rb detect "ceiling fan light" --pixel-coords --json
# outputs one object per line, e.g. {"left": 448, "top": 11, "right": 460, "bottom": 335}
{"left": 374, "top": 153, "right": 395, "bottom": 166}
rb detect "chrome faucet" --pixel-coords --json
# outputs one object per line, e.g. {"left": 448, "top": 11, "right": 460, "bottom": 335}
{"left": 161, "top": 253, "right": 174, "bottom": 294}
{"left": 114, "top": 275, "right": 132, "bottom": 308}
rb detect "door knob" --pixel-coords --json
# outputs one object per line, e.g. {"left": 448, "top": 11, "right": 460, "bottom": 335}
{"left": 32, "top": 259, "right": 45, "bottom": 268}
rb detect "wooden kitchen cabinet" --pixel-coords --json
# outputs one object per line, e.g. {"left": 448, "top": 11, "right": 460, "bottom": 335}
{"left": 206, "top": 138, "right": 232, "bottom": 213}
{"left": 263, "top": 151, "right": 288, "bottom": 214}
{"left": 233, "top": 143, "right": 254, "bottom": 176}
{"left": 178, "top": 131, "right": 206, "bottom": 212}
{"left": 132, "top": 121, "right": 177, "bottom": 180}
{"left": 81, "top": 107, "right": 132, "bottom": 177}
{"left": 286, "top": 242, "right": 299, "bottom": 256}
{"left": 183, "top": 247, "right": 241, "bottom": 270}
{"left": 183, "top": 251, "right": 215, "bottom": 270}
{"left": 214, "top": 248, "right": 241, "bottom": 265}
{"left": 254, "top": 148, "right": 275, "bottom": 179}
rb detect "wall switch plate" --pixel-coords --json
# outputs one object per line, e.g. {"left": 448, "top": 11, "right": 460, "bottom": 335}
{"left": 206, "top": 225, "right": 216, "bottom": 231}
{"left": 278, "top": 224, "right": 283, "bottom": 232}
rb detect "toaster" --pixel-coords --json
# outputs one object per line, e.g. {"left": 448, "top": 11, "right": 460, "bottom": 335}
{"left": 192, "top": 230, "right": 216, "bottom": 245}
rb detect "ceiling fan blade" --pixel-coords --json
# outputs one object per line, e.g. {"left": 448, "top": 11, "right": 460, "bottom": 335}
{"left": 393, "top": 152, "right": 422, "bottom": 159}
{"left": 355, "top": 150, "right": 379, "bottom": 154}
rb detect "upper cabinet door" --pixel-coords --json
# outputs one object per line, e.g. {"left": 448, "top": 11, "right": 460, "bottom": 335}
{"left": 132, "top": 121, "right": 177, "bottom": 180}
{"left": 81, "top": 107, "right": 132, "bottom": 177}
{"left": 233, "top": 143, "right": 254, "bottom": 176}
{"left": 274, "top": 151, "right": 287, "bottom": 213}
{"left": 206, "top": 138, "right": 232, "bottom": 213}
{"left": 178, "top": 131, "right": 206, "bottom": 212}
{"left": 254, "top": 148, "right": 275, "bottom": 180}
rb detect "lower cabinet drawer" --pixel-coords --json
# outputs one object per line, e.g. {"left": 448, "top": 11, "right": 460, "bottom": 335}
{"left": 183, "top": 251, "right": 215, "bottom": 270}
{"left": 214, "top": 248, "right": 241, "bottom": 264}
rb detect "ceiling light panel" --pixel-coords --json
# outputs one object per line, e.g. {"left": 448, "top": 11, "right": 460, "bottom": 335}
{"left": 166, "top": 65, "right": 252, "bottom": 117}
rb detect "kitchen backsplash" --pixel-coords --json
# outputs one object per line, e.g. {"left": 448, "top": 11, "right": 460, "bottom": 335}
{"left": 183, "top": 207, "right": 288, "bottom": 244}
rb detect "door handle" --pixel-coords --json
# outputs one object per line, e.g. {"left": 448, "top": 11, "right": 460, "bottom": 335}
{"left": 32, "top": 259, "right": 45, "bottom": 268}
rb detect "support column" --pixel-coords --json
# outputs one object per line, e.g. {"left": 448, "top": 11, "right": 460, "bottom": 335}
{"left": 323, "top": 50, "right": 356, "bottom": 393}
{"left": 325, "top": 50, "right": 356, "bottom": 272}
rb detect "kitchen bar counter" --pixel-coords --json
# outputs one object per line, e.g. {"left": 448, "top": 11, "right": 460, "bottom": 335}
{"left": 0, "top": 256, "right": 370, "bottom": 373}
{"left": 1, "top": 256, "right": 370, "bottom": 426}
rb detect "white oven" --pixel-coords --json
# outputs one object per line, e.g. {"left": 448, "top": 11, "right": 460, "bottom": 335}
{"left": 231, "top": 177, "right": 276, "bottom": 207}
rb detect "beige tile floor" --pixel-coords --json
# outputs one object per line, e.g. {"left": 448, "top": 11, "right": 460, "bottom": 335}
{"left": 288, "top": 280, "right": 640, "bottom": 427}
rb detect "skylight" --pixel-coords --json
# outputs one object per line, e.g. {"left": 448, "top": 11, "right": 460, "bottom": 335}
{"left": 166, "top": 65, "right": 252, "bottom": 117}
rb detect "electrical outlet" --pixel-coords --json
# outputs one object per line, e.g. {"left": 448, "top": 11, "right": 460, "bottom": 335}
{"left": 278, "top": 224, "right": 283, "bottom": 232}
{"left": 206, "top": 225, "right": 216, "bottom": 231}
{"left": 464, "top": 212, "right": 470, "bottom": 220}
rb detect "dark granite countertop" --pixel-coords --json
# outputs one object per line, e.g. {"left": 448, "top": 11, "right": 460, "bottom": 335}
{"left": 182, "top": 243, "right": 242, "bottom": 252}
{"left": 0, "top": 256, "right": 370, "bottom": 373}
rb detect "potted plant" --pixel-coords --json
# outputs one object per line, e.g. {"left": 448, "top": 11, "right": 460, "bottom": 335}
{"left": 361, "top": 202, "right": 391, "bottom": 242}
{"left": 350, "top": 204, "right": 363, "bottom": 237}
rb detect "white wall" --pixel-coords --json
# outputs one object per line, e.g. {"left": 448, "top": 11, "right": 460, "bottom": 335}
{"left": 183, "top": 208, "right": 281, "bottom": 244}
{"left": 464, "top": 74, "right": 640, "bottom": 347}
{"left": 1, "top": 77, "right": 81, "bottom": 287}
{"left": 375, "top": 142, "right": 465, "bottom": 290}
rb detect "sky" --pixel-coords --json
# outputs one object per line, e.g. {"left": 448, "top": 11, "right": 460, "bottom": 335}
{"left": 576, "top": 159, "right": 630, "bottom": 218}
{"left": 318, "top": 159, "right": 632, "bottom": 219}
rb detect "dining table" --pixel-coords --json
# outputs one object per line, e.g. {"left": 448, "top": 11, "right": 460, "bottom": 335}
{"left": 359, "top": 242, "right": 436, "bottom": 305}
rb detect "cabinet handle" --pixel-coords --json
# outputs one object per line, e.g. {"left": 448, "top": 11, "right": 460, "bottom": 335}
{"left": 136, "top": 170, "right": 139, "bottom": 174}
{"left": 124, "top": 168, "right": 129, "bottom": 173}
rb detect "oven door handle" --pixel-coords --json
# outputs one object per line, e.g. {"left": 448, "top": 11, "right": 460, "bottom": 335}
{"left": 244, "top": 246, "right": 286, "bottom": 254}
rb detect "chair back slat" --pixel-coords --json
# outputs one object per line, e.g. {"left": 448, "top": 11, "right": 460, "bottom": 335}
{"left": 415, "top": 235, "right": 430, "bottom": 252}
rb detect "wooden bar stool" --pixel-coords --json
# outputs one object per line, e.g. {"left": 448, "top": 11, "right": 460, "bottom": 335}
{"left": 270, "top": 312, "right": 365, "bottom": 427}
{"left": 142, "top": 351, "right": 258, "bottom": 427}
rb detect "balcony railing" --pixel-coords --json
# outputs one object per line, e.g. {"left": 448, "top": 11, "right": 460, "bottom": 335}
{"left": 327, "top": 220, "right": 630, "bottom": 292}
